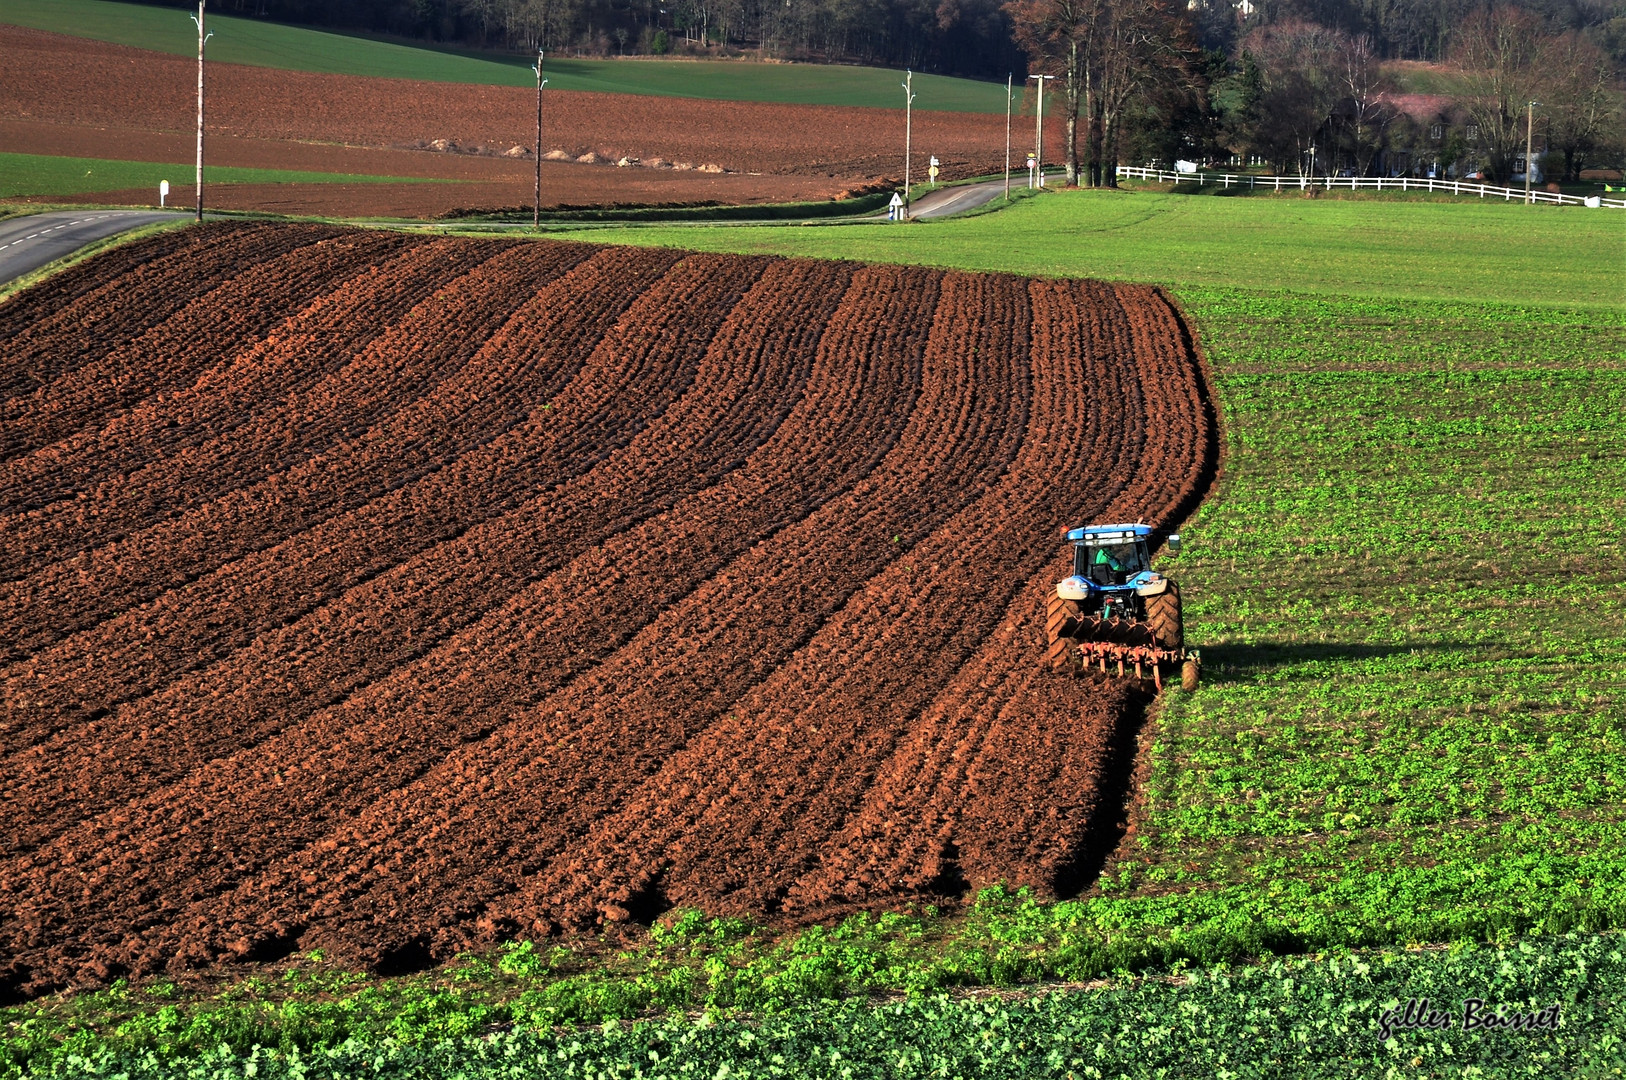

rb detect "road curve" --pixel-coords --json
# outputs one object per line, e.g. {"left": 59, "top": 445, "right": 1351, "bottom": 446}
{"left": 903, "top": 172, "right": 1057, "bottom": 219}
{"left": 0, "top": 210, "right": 185, "bottom": 287}
{"left": 904, "top": 178, "right": 1007, "bottom": 219}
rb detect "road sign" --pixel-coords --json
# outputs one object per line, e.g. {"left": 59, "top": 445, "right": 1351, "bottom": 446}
{"left": 888, "top": 191, "right": 904, "bottom": 221}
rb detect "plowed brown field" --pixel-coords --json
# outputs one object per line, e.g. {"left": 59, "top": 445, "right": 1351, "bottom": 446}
{"left": 0, "top": 222, "right": 1216, "bottom": 999}
{"left": 2, "top": 24, "right": 1033, "bottom": 216}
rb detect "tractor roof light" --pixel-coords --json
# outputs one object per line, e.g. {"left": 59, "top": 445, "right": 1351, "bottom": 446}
{"left": 1067, "top": 523, "right": 1153, "bottom": 543}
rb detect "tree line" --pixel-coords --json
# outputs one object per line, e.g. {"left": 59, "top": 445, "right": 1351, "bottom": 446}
{"left": 150, "top": 0, "right": 1621, "bottom": 81}
{"left": 1009, "top": 0, "right": 1622, "bottom": 185}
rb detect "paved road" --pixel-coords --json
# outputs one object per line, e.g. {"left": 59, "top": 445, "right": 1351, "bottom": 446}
{"left": 903, "top": 178, "right": 1009, "bottom": 219}
{"left": 902, "top": 171, "right": 1059, "bottom": 219}
{"left": 0, "top": 209, "right": 185, "bottom": 287}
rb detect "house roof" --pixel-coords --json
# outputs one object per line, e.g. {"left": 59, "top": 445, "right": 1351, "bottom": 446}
{"left": 1381, "top": 92, "right": 1457, "bottom": 124}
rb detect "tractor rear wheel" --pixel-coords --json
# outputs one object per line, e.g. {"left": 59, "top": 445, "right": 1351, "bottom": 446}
{"left": 1045, "top": 593, "right": 1081, "bottom": 672}
{"left": 1144, "top": 581, "right": 1183, "bottom": 650}
{"left": 1180, "top": 657, "right": 1200, "bottom": 692}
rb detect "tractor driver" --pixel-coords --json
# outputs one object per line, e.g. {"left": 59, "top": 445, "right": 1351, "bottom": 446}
{"left": 1092, "top": 544, "right": 1138, "bottom": 585}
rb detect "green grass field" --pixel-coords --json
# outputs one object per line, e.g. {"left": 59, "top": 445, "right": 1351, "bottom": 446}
{"left": 0, "top": 152, "right": 432, "bottom": 199}
{"left": 553, "top": 191, "right": 1624, "bottom": 306}
{"left": 3, "top": 190, "right": 1624, "bottom": 1077}
{"left": 0, "top": 0, "right": 1007, "bottom": 112}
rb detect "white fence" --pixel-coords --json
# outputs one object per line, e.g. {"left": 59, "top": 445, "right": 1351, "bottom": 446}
{"left": 1115, "top": 165, "right": 1626, "bottom": 209}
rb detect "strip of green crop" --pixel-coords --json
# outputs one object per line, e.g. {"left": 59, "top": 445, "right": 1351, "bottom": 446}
{"left": 1076, "top": 286, "right": 1626, "bottom": 956}
{"left": 6, "top": 933, "right": 1623, "bottom": 1077}
{"left": 0, "top": 154, "right": 437, "bottom": 199}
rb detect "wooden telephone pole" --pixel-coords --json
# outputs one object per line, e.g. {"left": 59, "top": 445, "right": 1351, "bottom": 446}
{"left": 901, "top": 69, "right": 916, "bottom": 214}
{"left": 1004, "top": 74, "right": 1012, "bottom": 201}
{"left": 533, "top": 49, "right": 547, "bottom": 229}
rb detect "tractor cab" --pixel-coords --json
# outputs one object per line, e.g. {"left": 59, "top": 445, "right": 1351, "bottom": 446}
{"left": 1073, "top": 525, "right": 1152, "bottom": 587}
{"left": 1057, "top": 524, "right": 1179, "bottom": 599}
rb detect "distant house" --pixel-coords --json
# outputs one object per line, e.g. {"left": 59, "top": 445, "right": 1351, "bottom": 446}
{"left": 1379, "top": 93, "right": 1479, "bottom": 178}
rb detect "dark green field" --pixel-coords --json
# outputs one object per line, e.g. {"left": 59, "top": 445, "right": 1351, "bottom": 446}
{"left": 0, "top": 153, "right": 434, "bottom": 199}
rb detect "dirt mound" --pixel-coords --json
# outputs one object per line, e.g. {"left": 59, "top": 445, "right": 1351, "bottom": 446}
{"left": 0, "top": 223, "right": 1216, "bottom": 1000}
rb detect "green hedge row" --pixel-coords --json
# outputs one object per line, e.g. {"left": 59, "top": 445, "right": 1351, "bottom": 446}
{"left": 16, "top": 933, "right": 1624, "bottom": 1079}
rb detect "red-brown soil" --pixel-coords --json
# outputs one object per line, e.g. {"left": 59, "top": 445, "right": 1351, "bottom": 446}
{"left": 0, "top": 222, "right": 1216, "bottom": 999}
{"left": 1, "top": 25, "right": 1048, "bottom": 216}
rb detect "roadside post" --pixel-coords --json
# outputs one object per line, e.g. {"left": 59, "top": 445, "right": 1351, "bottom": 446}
{"left": 159, "top": 180, "right": 169, "bottom": 208}
{"left": 1524, "top": 100, "right": 1540, "bottom": 205}
{"left": 1027, "top": 73, "right": 1053, "bottom": 190}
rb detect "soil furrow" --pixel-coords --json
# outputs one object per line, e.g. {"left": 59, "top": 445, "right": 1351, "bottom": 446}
{"left": 0, "top": 235, "right": 497, "bottom": 569}
{"left": 0, "top": 253, "right": 834, "bottom": 989}
{"left": 0, "top": 223, "right": 301, "bottom": 399}
{"left": 0, "top": 255, "right": 820, "bottom": 858}
{"left": 161, "top": 261, "right": 941, "bottom": 969}
{"left": 0, "top": 225, "right": 359, "bottom": 462}
{"left": 0, "top": 246, "right": 700, "bottom": 752}
{"left": 254, "top": 269, "right": 1031, "bottom": 961}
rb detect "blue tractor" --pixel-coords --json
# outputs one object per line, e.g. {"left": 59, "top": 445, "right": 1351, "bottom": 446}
{"left": 1045, "top": 523, "right": 1199, "bottom": 691}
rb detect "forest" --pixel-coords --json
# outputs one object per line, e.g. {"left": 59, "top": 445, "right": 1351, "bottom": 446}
{"left": 133, "top": 0, "right": 1624, "bottom": 78}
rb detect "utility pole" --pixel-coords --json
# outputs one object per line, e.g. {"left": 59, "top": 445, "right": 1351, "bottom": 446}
{"left": 901, "top": 69, "right": 916, "bottom": 215}
{"left": 533, "top": 48, "right": 547, "bottom": 230}
{"left": 1524, "top": 100, "right": 1539, "bottom": 204}
{"left": 1004, "top": 73, "right": 1012, "bottom": 201}
{"left": 192, "top": 1, "right": 211, "bottom": 222}
{"left": 1028, "top": 74, "right": 1053, "bottom": 187}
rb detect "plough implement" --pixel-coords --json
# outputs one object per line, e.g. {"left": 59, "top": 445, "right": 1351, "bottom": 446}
{"left": 1045, "top": 523, "right": 1199, "bottom": 692}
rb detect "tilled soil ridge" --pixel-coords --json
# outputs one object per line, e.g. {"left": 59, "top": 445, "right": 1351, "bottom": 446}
{"left": 0, "top": 224, "right": 1217, "bottom": 1000}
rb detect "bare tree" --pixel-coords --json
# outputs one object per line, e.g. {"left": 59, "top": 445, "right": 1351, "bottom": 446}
{"left": 1004, "top": 0, "right": 1109, "bottom": 185}
{"left": 1245, "top": 21, "right": 1345, "bottom": 176}
{"left": 460, "top": 0, "right": 501, "bottom": 44}
{"left": 1005, "top": 0, "right": 1189, "bottom": 186}
{"left": 1096, "top": 0, "right": 1193, "bottom": 187}
{"left": 1543, "top": 30, "right": 1621, "bottom": 181}
{"left": 1451, "top": 5, "right": 1552, "bottom": 183}
{"left": 1338, "top": 33, "right": 1393, "bottom": 175}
